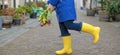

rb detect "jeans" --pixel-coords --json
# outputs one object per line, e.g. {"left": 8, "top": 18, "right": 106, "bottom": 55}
{"left": 59, "top": 20, "right": 82, "bottom": 36}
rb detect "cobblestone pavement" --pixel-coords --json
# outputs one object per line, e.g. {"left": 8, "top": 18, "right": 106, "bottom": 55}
{"left": 0, "top": 19, "right": 39, "bottom": 46}
{"left": 0, "top": 9, "right": 119, "bottom": 55}
{"left": 0, "top": 3, "right": 120, "bottom": 55}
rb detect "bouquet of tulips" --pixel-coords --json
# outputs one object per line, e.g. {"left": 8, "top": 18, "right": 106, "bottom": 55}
{"left": 38, "top": 10, "right": 52, "bottom": 27}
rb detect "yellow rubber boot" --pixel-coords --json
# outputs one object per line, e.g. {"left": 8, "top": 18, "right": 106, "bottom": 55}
{"left": 56, "top": 36, "right": 72, "bottom": 54}
{"left": 81, "top": 23, "right": 101, "bottom": 44}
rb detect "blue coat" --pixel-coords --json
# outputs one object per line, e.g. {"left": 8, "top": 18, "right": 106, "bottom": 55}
{"left": 48, "top": 0, "right": 76, "bottom": 22}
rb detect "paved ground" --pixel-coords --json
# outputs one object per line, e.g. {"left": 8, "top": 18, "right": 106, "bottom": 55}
{"left": 0, "top": 19, "right": 39, "bottom": 46}
{"left": 0, "top": 8, "right": 120, "bottom": 55}
{"left": 0, "top": 0, "right": 120, "bottom": 54}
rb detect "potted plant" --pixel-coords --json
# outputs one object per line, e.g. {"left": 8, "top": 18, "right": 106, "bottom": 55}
{"left": 30, "top": 3, "right": 38, "bottom": 19}
{"left": 0, "top": 8, "right": 15, "bottom": 28}
{"left": 25, "top": 2, "right": 37, "bottom": 18}
{"left": 12, "top": 13, "right": 22, "bottom": 25}
{"left": 98, "top": 0, "right": 110, "bottom": 21}
{"left": 108, "top": 0, "right": 120, "bottom": 21}
{"left": 87, "top": 0, "right": 96, "bottom": 16}
{"left": 98, "top": 10, "right": 109, "bottom": 21}
{"left": 14, "top": 6, "right": 27, "bottom": 24}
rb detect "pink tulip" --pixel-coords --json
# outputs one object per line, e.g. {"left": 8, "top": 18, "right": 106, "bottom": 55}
{"left": 40, "top": 22, "right": 44, "bottom": 27}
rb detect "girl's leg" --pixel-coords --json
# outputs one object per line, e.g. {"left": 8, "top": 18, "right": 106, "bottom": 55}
{"left": 64, "top": 20, "right": 82, "bottom": 31}
{"left": 81, "top": 23, "right": 100, "bottom": 44}
{"left": 56, "top": 36, "right": 72, "bottom": 54}
{"left": 55, "top": 22, "right": 72, "bottom": 54}
{"left": 59, "top": 22, "right": 71, "bottom": 36}
{"left": 64, "top": 20, "right": 100, "bottom": 44}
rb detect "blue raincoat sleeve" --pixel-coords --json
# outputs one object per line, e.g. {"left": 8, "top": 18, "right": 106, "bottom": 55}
{"left": 47, "top": 0, "right": 59, "bottom": 6}
{"left": 47, "top": 0, "right": 76, "bottom": 22}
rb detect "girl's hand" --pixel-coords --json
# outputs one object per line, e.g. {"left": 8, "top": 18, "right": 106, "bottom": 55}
{"left": 47, "top": 4, "right": 55, "bottom": 12}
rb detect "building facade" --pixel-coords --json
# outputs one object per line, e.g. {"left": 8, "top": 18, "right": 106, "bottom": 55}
{"left": 78, "top": 0, "right": 101, "bottom": 9}
{"left": 86, "top": 0, "right": 101, "bottom": 9}
{"left": 0, "top": 0, "right": 45, "bottom": 9}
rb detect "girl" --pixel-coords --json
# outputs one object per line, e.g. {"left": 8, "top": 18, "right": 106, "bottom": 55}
{"left": 47, "top": 0, "right": 101, "bottom": 54}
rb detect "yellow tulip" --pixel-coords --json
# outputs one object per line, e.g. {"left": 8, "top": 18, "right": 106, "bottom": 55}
{"left": 43, "top": 17, "right": 46, "bottom": 24}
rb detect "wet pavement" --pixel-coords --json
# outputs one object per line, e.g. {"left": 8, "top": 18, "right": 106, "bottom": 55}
{"left": 0, "top": 2, "right": 120, "bottom": 55}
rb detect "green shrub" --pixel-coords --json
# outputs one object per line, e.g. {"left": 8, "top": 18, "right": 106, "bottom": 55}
{"left": 37, "top": 2, "right": 47, "bottom": 9}
{"left": 108, "top": 0, "right": 120, "bottom": 17}
{"left": 20, "top": 5, "right": 33, "bottom": 14}
{"left": 13, "top": 13, "right": 22, "bottom": 19}
{"left": 15, "top": 7, "right": 24, "bottom": 14}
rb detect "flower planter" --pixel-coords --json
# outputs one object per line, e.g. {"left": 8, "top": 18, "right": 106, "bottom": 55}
{"left": 2, "top": 16, "right": 13, "bottom": 28}
{"left": 87, "top": 9, "right": 96, "bottom": 16}
{"left": 2, "top": 16, "right": 13, "bottom": 23}
{"left": 115, "top": 14, "right": 120, "bottom": 21}
{"left": 12, "top": 19, "right": 21, "bottom": 25}
{"left": 98, "top": 13, "right": 109, "bottom": 21}
{"left": 30, "top": 12, "right": 37, "bottom": 19}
